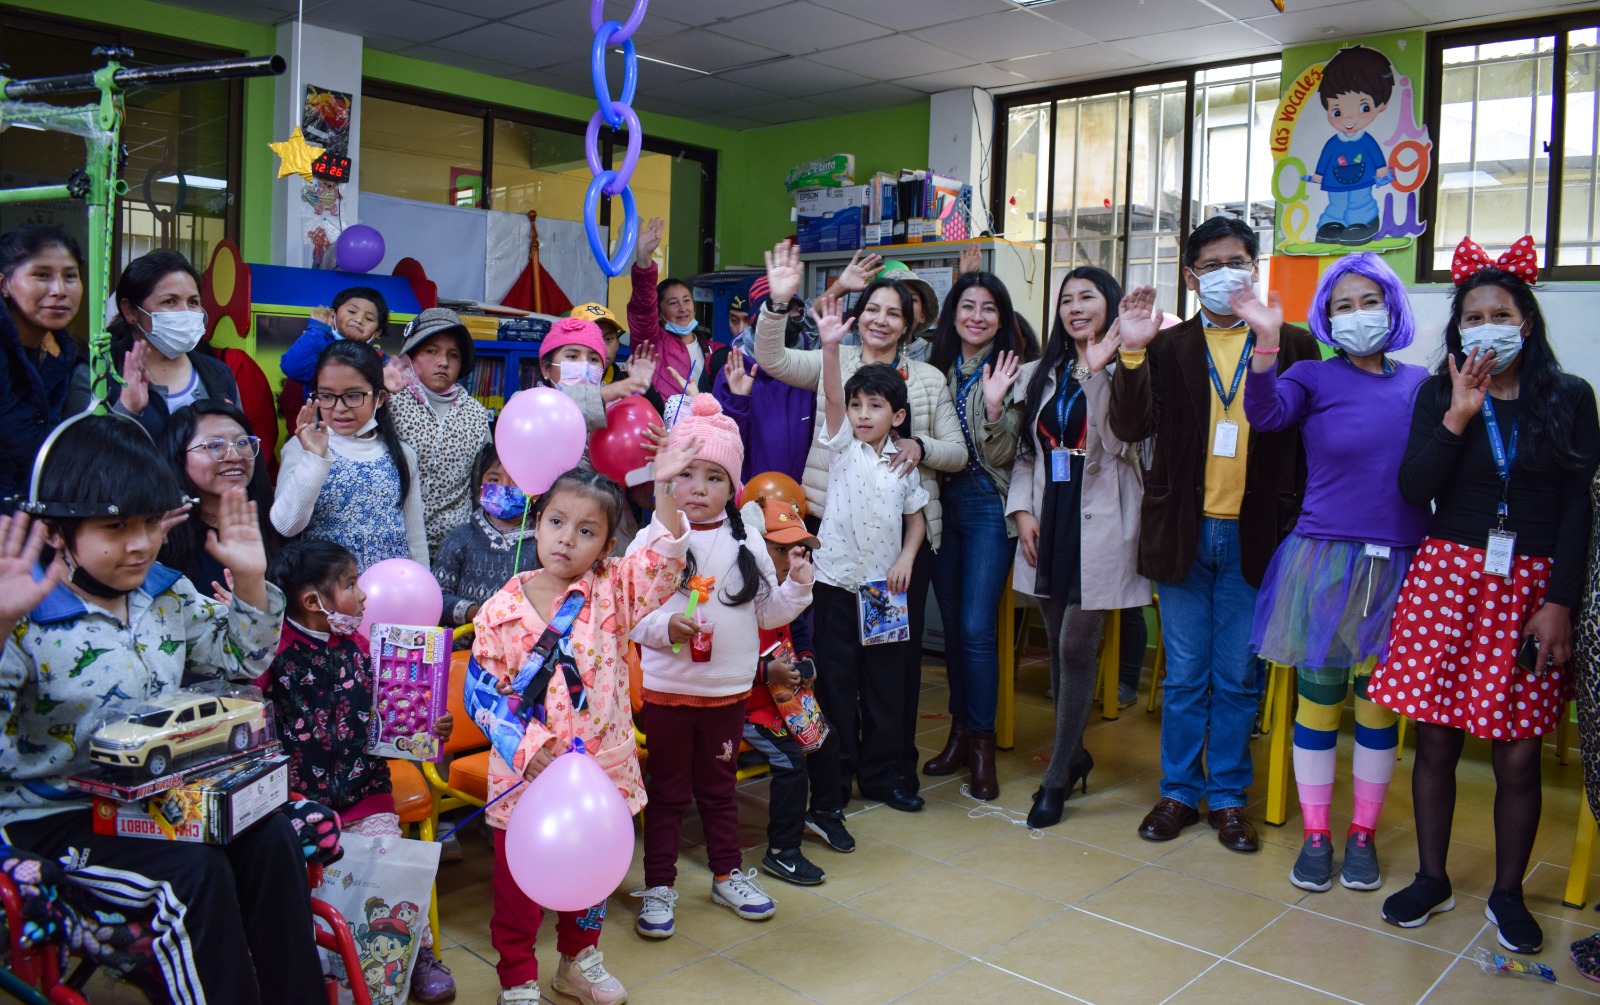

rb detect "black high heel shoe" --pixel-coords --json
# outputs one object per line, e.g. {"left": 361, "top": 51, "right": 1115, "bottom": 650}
{"left": 1066, "top": 750, "right": 1094, "bottom": 795}
{"left": 1027, "top": 752, "right": 1095, "bottom": 828}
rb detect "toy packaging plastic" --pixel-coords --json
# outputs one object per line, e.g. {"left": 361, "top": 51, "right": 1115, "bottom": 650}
{"left": 763, "top": 641, "right": 830, "bottom": 753}
{"left": 91, "top": 751, "right": 290, "bottom": 843}
{"left": 368, "top": 624, "right": 451, "bottom": 762}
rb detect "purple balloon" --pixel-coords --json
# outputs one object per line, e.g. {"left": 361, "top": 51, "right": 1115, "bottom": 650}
{"left": 336, "top": 224, "right": 386, "bottom": 273}
{"left": 505, "top": 746, "right": 634, "bottom": 911}
{"left": 495, "top": 387, "right": 586, "bottom": 494}
{"left": 356, "top": 558, "right": 443, "bottom": 639}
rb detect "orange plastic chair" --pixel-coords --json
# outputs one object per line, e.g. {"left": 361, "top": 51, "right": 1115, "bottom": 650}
{"left": 420, "top": 629, "right": 491, "bottom": 839}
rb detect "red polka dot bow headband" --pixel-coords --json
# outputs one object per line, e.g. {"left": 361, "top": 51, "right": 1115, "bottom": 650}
{"left": 1451, "top": 234, "right": 1539, "bottom": 285}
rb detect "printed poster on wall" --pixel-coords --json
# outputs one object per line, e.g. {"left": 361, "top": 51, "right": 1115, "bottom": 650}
{"left": 300, "top": 83, "right": 353, "bottom": 268}
{"left": 1270, "top": 35, "right": 1433, "bottom": 256}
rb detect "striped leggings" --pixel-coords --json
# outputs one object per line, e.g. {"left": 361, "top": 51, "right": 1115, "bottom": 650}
{"left": 1294, "top": 660, "right": 1398, "bottom": 837}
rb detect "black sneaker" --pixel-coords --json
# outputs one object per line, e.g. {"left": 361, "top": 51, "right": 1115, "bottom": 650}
{"left": 761, "top": 847, "right": 825, "bottom": 886}
{"left": 1486, "top": 891, "right": 1544, "bottom": 954}
{"left": 805, "top": 810, "right": 856, "bottom": 853}
{"left": 1381, "top": 873, "right": 1454, "bottom": 929}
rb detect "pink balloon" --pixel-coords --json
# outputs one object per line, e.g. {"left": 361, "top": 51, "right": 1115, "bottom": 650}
{"left": 356, "top": 558, "right": 443, "bottom": 638}
{"left": 496, "top": 387, "right": 587, "bottom": 495}
{"left": 504, "top": 746, "right": 634, "bottom": 911}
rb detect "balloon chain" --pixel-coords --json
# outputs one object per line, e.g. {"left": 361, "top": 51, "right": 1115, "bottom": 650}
{"left": 584, "top": 1, "right": 648, "bottom": 278}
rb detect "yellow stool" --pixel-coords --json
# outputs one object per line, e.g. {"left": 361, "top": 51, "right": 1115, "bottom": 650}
{"left": 1262, "top": 662, "right": 1295, "bottom": 827}
{"left": 1566, "top": 800, "right": 1598, "bottom": 909}
{"left": 1093, "top": 612, "right": 1122, "bottom": 721}
{"left": 998, "top": 579, "right": 1017, "bottom": 750}
{"left": 1146, "top": 597, "right": 1167, "bottom": 713}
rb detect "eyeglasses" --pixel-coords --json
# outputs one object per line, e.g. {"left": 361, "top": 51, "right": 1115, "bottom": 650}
{"left": 1190, "top": 259, "right": 1254, "bottom": 275}
{"left": 187, "top": 435, "right": 261, "bottom": 462}
{"left": 312, "top": 390, "right": 375, "bottom": 409}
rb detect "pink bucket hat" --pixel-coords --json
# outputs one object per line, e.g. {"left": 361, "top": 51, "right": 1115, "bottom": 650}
{"left": 539, "top": 317, "right": 607, "bottom": 361}
{"left": 666, "top": 394, "right": 744, "bottom": 495}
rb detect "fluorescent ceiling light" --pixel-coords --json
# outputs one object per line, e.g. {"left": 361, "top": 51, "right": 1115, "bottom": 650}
{"left": 614, "top": 48, "right": 711, "bottom": 75}
{"left": 1008, "top": 0, "right": 1057, "bottom": 6}
{"left": 156, "top": 173, "right": 228, "bottom": 189}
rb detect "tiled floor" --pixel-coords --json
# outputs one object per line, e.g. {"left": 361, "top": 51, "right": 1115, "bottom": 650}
{"left": 84, "top": 652, "right": 1600, "bottom": 1004}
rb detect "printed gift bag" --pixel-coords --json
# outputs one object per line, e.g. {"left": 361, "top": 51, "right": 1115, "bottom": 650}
{"left": 311, "top": 833, "right": 442, "bottom": 1005}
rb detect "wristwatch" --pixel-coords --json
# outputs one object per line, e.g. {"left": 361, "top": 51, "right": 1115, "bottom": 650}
{"left": 768, "top": 299, "right": 793, "bottom": 315}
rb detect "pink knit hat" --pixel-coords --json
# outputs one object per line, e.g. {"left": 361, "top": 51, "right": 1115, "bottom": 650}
{"left": 539, "top": 317, "right": 607, "bottom": 361}
{"left": 667, "top": 394, "right": 745, "bottom": 494}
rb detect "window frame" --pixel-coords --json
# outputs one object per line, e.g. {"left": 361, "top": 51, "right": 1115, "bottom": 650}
{"left": 362, "top": 81, "right": 719, "bottom": 275}
{"left": 1418, "top": 12, "right": 1600, "bottom": 282}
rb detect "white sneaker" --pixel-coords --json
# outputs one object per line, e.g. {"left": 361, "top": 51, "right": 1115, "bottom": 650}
{"left": 711, "top": 867, "right": 776, "bottom": 921}
{"left": 498, "top": 980, "right": 540, "bottom": 1004}
{"left": 552, "top": 946, "right": 627, "bottom": 1005}
{"left": 631, "top": 885, "right": 678, "bottom": 939}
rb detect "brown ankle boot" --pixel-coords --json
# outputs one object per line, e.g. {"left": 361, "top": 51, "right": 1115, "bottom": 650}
{"left": 922, "top": 721, "right": 969, "bottom": 776}
{"left": 967, "top": 730, "right": 999, "bottom": 800}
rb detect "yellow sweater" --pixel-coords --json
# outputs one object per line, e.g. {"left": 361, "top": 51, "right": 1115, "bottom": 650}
{"left": 1201, "top": 327, "right": 1252, "bottom": 519}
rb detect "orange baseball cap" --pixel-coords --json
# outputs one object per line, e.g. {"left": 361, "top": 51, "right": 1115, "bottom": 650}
{"left": 760, "top": 498, "right": 819, "bottom": 550}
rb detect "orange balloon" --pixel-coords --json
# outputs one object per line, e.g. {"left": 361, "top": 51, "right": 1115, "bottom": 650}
{"left": 739, "top": 471, "right": 806, "bottom": 518}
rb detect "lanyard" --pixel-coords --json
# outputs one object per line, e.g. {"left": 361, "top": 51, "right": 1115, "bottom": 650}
{"left": 1204, "top": 333, "right": 1255, "bottom": 415}
{"left": 1039, "top": 381, "right": 1086, "bottom": 452}
{"left": 957, "top": 356, "right": 984, "bottom": 399}
{"left": 1482, "top": 397, "right": 1518, "bottom": 525}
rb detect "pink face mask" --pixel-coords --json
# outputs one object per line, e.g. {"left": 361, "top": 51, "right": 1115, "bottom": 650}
{"left": 314, "top": 593, "right": 363, "bottom": 636}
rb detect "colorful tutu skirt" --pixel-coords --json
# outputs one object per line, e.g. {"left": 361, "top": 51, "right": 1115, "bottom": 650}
{"left": 1250, "top": 532, "right": 1414, "bottom": 683}
{"left": 1367, "top": 537, "right": 1567, "bottom": 740}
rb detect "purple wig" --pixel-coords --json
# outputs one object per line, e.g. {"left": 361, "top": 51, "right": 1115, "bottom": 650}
{"left": 1305, "top": 252, "right": 1415, "bottom": 352}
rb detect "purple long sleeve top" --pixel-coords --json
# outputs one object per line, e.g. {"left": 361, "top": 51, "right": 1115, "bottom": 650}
{"left": 1244, "top": 354, "right": 1431, "bottom": 549}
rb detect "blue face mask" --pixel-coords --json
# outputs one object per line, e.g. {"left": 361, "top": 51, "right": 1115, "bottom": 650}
{"left": 663, "top": 320, "right": 698, "bottom": 337}
{"left": 480, "top": 482, "right": 530, "bottom": 522}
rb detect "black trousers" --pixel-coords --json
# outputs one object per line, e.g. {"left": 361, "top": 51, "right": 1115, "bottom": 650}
{"left": 897, "top": 541, "right": 935, "bottom": 785}
{"left": 812, "top": 581, "right": 915, "bottom": 799}
{"left": 5, "top": 809, "right": 327, "bottom": 1005}
{"left": 744, "top": 719, "right": 840, "bottom": 848}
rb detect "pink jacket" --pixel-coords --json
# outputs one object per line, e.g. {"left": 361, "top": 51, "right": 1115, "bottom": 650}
{"left": 471, "top": 515, "right": 687, "bottom": 826}
{"left": 628, "top": 261, "right": 711, "bottom": 401}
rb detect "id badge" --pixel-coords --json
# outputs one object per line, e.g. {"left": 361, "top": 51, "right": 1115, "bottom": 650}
{"left": 1363, "top": 544, "right": 1392, "bottom": 561}
{"left": 1050, "top": 448, "right": 1073, "bottom": 483}
{"left": 1212, "top": 420, "right": 1239, "bottom": 458}
{"left": 1484, "top": 529, "right": 1516, "bottom": 578}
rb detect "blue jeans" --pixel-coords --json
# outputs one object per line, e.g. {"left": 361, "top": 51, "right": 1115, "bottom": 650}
{"left": 932, "top": 472, "right": 1013, "bottom": 733}
{"left": 1155, "top": 517, "right": 1260, "bottom": 810}
{"left": 1319, "top": 186, "right": 1378, "bottom": 228}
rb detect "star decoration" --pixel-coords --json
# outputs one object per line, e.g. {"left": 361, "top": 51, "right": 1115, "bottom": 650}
{"left": 270, "top": 126, "right": 324, "bottom": 182}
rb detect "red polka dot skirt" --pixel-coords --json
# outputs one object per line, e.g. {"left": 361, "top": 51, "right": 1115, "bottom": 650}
{"left": 1368, "top": 537, "right": 1568, "bottom": 740}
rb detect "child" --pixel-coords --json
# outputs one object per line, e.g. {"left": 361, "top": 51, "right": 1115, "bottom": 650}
{"left": 278, "top": 286, "right": 390, "bottom": 435}
{"left": 629, "top": 395, "right": 813, "bottom": 938}
{"left": 271, "top": 340, "right": 428, "bottom": 571}
{"left": 470, "top": 441, "right": 701, "bottom": 1005}
{"left": 1310, "top": 45, "right": 1395, "bottom": 245}
{"left": 539, "top": 316, "right": 656, "bottom": 420}
{"left": 0, "top": 413, "right": 326, "bottom": 1003}
{"left": 387, "top": 308, "right": 492, "bottom": 552}
{"left": 744, "top": 497, "right": 854, "bottom": 886}
{"left": 434, "top": 444, "right": 540, "bottom": 628}
{"left": 267, "top": 537, "right": 456, "bottom": 1002}
{"left": 811, "top": 295, "right": 929, "bottom": 810}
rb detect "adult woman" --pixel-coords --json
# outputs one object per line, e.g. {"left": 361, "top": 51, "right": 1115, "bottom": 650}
{"left": 754, "top": 239, "right": 966, "bottom": 811}
{"left": 0, "top": 225, "right": 82, "bottom": 504}
{"left": 923, "top": 271, "right": 1038, "bottom": 800}
{"left": 1007, "top": 267, "right": 1149, "bottom": 826}
{"left": 628, "top": 217, "right": 713, "bottom": 400}
{"left": 1237, "top": 253, "right": 1429, "bottom": 894}
{"left": 66, "top": 250, "right": 239, "bottom": 441}
{"left": 161, "top": 400, "right": 284, "bottom": 597}
{"left": 386, "top": 308, "right": 492, "bottom": 552}
{"left": 1367, "top": 237, "right": 1599, "bottom": 955}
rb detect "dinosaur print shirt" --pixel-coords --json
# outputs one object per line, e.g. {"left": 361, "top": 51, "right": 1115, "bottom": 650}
{"left": 0, "top": 564, "right": 285, "bottom": 825}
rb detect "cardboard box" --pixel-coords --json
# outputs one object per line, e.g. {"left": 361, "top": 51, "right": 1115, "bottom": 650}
{"left": 794, "top": 185, "right": 868, "bottom": 254}
{"left": 368, "top": 624, "right": 451, "bottom": 762}
{"left": 92, "top": 752, "right": 289, "bottom": 844}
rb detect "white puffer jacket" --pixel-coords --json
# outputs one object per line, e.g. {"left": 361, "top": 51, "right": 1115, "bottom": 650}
{"left": 752, "top": 306, "right": 967, "bottom": 549}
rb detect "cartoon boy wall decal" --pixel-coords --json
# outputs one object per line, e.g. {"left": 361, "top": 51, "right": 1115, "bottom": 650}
{"left": 1310, "top": 45, "right": 1394, "bottom": 244}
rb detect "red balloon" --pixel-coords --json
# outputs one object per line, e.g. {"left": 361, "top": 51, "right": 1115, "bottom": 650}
{"left": 589, "top": 396, "right": 662, "bottom": 485}
{"left": 739, "top": 471, "right": 806, "bottom": 517}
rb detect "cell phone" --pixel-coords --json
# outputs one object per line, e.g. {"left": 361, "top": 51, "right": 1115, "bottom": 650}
{"left": 1516, "top": 634, "right": 1541, "bottom": 673}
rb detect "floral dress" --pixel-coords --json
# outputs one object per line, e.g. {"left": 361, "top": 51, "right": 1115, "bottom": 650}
{"left": 303, "top": 453, "right": 411, "bottom": 574}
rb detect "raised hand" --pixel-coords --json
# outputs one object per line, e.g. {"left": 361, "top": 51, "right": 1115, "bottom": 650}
{"left": 310, "top": 306, "right": 335, "bottom": 327}
{"left": 723, "top": 352, "right": 756, "bottom": 396}
{"left": 157, "top": 502, "right": 193, "bottom": 542}
{"left": 764, "top": 239, "right": 802, "bottom": 307}
{"left": 211, "top": 568, "right": 235, "bottom": 607}
{"left": 1444, "top": 348, "right": 1494, "bottom": 433}
{"left": 119, "top": 339, "right": 151, "bottom": 415}
{"left": 1115, "top": 286, "right": 1161, "bottom": 353}
{"left": 809, "top": 294, "right": 854, "bottom": 348}
{"left": 665, "top": 365, "right": 699, "bottom": 397}
{"left": 837, "top": 248, "right": 884, "bottom": 293}
{"left": 628, "top": 340, "right": 658, "bottom": 389}
{"left": 204, "top": 487, "right": 268, "bottom": 582}
{"left": 982, "top": 350, "right": 1021, "bottom": 421}
{"left": 294, "top": 399, "right": 329, "bottom": 456}
{"left": 0, "top": 514, "right": 68, "bottom": 632}
{"left": 383, "top": 355, "right": 415, "bottom": 394}
{"left": 1230, "top": 286, "right": 1283, "bottom": 345}
{"left": 1085, "top": 319, "right": 1123, "bottom": 373}
{"left": 651, "top": 433, "right": 702, "bottom": 485}
{"left": 786, "top": 545, "right": 813, "bottom": 585}
{"left": 636, "top": 217, "right": 664, "bottom": 267}
{"left": 959, "top": 242, "right": 982, "bottom": 276}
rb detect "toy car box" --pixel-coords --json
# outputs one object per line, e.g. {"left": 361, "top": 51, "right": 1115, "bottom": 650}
{"left": 86, "top": 683, "right": 273, "bottom": 779}
{"left": 91, "top": 751, "right": 289, "bottom": 844}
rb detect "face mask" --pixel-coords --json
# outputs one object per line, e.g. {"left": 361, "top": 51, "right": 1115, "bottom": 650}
{"left": 1328, "top": 309, "right": 1391, "bottom": 357}
{"left": 663, "top": 320, "right": 697, "bottom": 337}
{"left": 480, "top": 482, "right": 530, "bottom": 522}
{"left": 139, "top": 307, "right": 206, "bottom": 359}
{"left": 1192, "top": 267, "right": 1254, "bottom": 316}
{"left": 63, "top": 547, "right": 132, "bottom": 599}
{"left": 313, "top": 593, "right": 363, "bottom": 636}
{"left": 557, "top": 360, "right": 603, "bottom": 387}
{"left": 1460, "top": 322, "right": 1525, "bottom": 375}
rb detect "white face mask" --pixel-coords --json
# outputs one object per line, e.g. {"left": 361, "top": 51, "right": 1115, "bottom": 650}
{"left": 1328, "top": 309, "right": 1391, "bottom": 357}
{"left": 139, "top": 307, "right": 206, "bottom": 358}
{"left": 558, "top": 360, "right": 604, "bottom": 386}
{"left": 1193, "top": 267, "right": 1254, "bottom": 316}
{"left": 1461, "top": 322, "right": 1525, "bottom": 375}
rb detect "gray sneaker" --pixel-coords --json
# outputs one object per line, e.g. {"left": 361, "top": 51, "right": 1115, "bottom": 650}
{"left": 1290, "top": 831, "right": 1334, "bottom": 892}
{"left": 1340, "top": 830, "right": 1382, "bottom": 890}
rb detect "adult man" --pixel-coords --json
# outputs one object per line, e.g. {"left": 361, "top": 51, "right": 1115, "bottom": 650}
{"left": 1109, "top": 216, "right": 1317, "bottom": 852}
